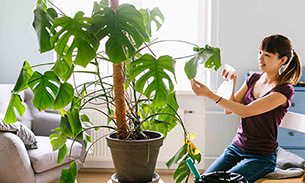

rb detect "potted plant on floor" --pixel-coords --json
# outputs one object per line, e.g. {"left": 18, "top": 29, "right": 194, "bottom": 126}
{"left": 4, "top": 0, "right": 221, "bottom": 182}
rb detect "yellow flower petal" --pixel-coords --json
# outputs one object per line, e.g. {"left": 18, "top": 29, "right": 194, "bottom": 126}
{"left": 189, "top": 133, "right": 196, "bottom": 140}
{"left": 186, "top": 138, "right": 202, "bottom": 155}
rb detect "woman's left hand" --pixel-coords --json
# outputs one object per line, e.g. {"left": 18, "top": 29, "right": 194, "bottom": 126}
{"left": 191, "top": 79, "right": 212, "bottom": 97}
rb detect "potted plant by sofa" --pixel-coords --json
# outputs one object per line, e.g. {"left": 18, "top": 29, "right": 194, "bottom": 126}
{"left": 4, "top": 0, "right": 221, "bottom": 182}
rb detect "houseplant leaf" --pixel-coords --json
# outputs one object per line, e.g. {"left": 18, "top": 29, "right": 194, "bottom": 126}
{"left": 174, "top": 161, "right": 188, "bottom": 180}
{"left": 67, "top": 108, "right": 83, "bottom": 136}
{"left": 36, "top": 0, "right": 47, "bottom": 12}
{"left": 158, "top": 92, "right": 179, "bottom": 130}
{"left": 13, "top": 61, "right": 33, "bottom": 92}
{"left": 28, "top": 71, "right": 60, "bottom": 111}
{"left": 184, "top": 55, "right": 200, "bottom": 80}
{"left": 149, "top": 119, "right": 168, "bottom": 138}
{"left": 166, "top": 144, "right": 187, "bottom": 168}
{"left": 140, "top": 7, "right": 164, "bottom": 39}
{"left": 50, "top": 128, "right": 67, "bottom": 151}
{"left": 91, "top": 4, "right": 145, "bottom": 64}
{"left": 51, "top": 11, "right": 99, "bottom": 67}
{"left": 52, "top": 55, "right": 75, "bottom": 82}
{"left": 60, "top": 115, "right": 73, "bottom": 137}
{"left": 184, "top": 45, "right": 221, "bottom": 79}
{"left": 70, "top": 97, "right": 82, "bottom": 110}
{"left": 92, "top": 0, "right": 109, "bottom": 15}
{"left": 60, "top": 161, "right": 77, "bottom": 183}
{"left": 57, "top": 144, "right": 67, "bottom": 164}
{"left": 33, "top": 4, "right": 58, "bottom": 53}
{"left": 175, "top": 161, "right": 190, "bottom": 183}
{"left": 203, "top": 45, "right": 221, "bottom": 70}
{"left": 53, "top": 82, "right": 74, "bottom": 110}
{"left": 130, "top": 54, "right": 176, "bottom": 108}
{"left": 146, "top": 93, "right": 179, "bottom": 138}
{"left": 3, "top": 94, "right": 26, "bottom": 124}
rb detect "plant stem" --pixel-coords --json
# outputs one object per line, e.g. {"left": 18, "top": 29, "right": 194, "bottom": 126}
{"left": 126, "top": 112, "right": 186, "bottom": 140}
{"left": 175, "top": 53, "right": 198, "bottom": 60}
{"left": 47, "top": 0, "right": 66, "bottom": 16}
{"left": 74, "top": 70, "right": 98, "bottom": 75}
{"left": 81, "top": 107, "right": 116, "bottom": 125}
{"left": 134, "top": 39, "right": 200, "bottom": 61}
{"left": 132, "top": 81, "right": 138, "bottom": 118}
{"left": 68, "top": 125, "right": 116, "bottom": 164}
{"left": 94, "top": 59, "right": 112, "bottom": 120}
{"left": 143, "top": 41, "right": 156, "bottom": 58}
{"left": 80, "top": 93, "right": 115, "bottom": 109}
{"left": 30, "top": 62, "right": 55, "bottom": 69}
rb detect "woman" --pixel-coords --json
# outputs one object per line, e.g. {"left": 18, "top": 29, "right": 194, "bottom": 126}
{"left": 191, "top": 34, "right": 302, "bottom": 182}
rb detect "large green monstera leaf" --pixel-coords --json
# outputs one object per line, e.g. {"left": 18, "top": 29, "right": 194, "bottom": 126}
{"left": 33, "top": 4, "right": 58, "bottom": 53}
{"left": 51, "top": 11, "right": 99, "bottom": 67}
{"left": 130, "top": 54, "right": 176, "bottom": 108}
{"left": 13, "top": 61, "right": 33, "bottom": 93}
{"left": 4, "top": 61, "right": 33, "bottom": 124}
{"left": 185, "top": 45, "right": 221, "bottom": 79}
{"left": 52, "top": 55, "right": 74, "bottom": 82}
{"left": 91, "top": 4, "right": 145, "bottom": 64}
{"left": 28, "top": 71, "right": 60, "bottom": 111}
{"left": 140, "top": 7, "right": 164, "bottom": 39}
{"left": 53, "top": 82, "right": 74, "bottom": 111}
{"left": 4, "top": 94, "right": 26, "bottom": 124}
{"left": 92, "top": 0, "right": 109, "bottom": 16}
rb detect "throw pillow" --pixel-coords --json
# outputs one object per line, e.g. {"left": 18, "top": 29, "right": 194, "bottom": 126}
{"left": 0, "top": 113, "right": 38, "bottom": 149}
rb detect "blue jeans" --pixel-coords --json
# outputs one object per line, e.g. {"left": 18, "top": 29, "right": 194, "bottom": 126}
{"left": 204, "top": 143, "right": 277, "bottom": 183}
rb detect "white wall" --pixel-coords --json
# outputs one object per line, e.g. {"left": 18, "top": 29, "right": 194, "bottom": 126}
{"left": 211, "top": 0, "right": 305, "bottom": 89}
{"left": 203, "top": 0, "right": 305, "bottom": 169}
{"left": 0, "top": 0, "right": 53, "bottom": 84}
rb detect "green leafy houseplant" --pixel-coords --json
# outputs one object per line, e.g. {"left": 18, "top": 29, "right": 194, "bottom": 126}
{"left": 4, "top": 0, "right": 222, "bottom": 182}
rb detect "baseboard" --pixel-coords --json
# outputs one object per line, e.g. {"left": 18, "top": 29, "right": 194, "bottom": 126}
{"left": 79, "top": 168, "right": 115, "bottom": 174}
{"left": 79, "top": 168, "right": 205, "bottom": 174}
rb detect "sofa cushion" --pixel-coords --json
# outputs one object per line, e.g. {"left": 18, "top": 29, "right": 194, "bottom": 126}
{"left": 0, "top": 114, "right": 37, "bottom": 149}
{"left": 28, "top": 136, "right": 82, "bottom": 173}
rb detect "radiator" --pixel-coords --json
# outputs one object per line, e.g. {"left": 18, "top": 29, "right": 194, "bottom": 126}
{"left": 84, "top": 106, "right": 113, "bottom": 163}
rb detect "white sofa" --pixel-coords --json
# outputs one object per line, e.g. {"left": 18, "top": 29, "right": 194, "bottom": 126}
{"left": 0, "top": 84, "right": 85, "bottom": 183}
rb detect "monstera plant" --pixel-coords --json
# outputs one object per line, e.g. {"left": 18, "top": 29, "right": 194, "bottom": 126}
{"left": 4, "top": 0, "right": 221, "bottom": 182}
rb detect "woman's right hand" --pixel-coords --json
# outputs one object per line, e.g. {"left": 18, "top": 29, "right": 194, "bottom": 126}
{"left": 221, "top": 68, "right": 237, "bottom": 84}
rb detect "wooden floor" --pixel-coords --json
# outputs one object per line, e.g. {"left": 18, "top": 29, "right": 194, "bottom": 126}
{"left": 257, "top": 173, "right": 305, "bottom": 183}
{"left": 50, "top": 168, "right": 197, "bottom": 183}
{"left": 50, "top": 168, "right": 305, "bottom": 183}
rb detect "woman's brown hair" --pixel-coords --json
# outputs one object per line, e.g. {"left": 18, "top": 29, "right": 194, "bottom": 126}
{"left": 260, "top": 34, "right": 302, "bottom": 86}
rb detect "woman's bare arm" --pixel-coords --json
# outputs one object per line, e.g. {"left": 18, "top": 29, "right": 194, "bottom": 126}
{"left": 191, "top": 79, "right": 287, "bottom": 118}
{"left": 225, "top": 80, "right": 248, "bottom": 114}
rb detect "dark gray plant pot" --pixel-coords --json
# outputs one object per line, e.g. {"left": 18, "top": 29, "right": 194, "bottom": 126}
{"left": 106, "top": 131, "right": 164, "bottom": 183}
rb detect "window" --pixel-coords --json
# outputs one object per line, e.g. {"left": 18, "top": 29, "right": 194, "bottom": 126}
{"left": 54, "top": 0, "right": 211, "bottom": 91}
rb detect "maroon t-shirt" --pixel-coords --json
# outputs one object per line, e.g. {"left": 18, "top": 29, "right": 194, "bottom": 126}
{"left": 233, "top": 73, "right": 294, "bottom": 154}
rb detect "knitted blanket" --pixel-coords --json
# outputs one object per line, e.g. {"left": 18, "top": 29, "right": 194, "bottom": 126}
{"left": 264, "top": 147, "right": 305, "bottom": 179}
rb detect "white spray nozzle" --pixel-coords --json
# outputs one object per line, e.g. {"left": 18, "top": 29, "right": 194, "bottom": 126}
{"left": 223, "top": 64, "right": 236, "bottom": 80}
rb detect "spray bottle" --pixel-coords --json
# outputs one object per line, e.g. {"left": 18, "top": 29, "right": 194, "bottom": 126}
{"left": 216, "top": 64, "right": 236, "bottom": 100}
